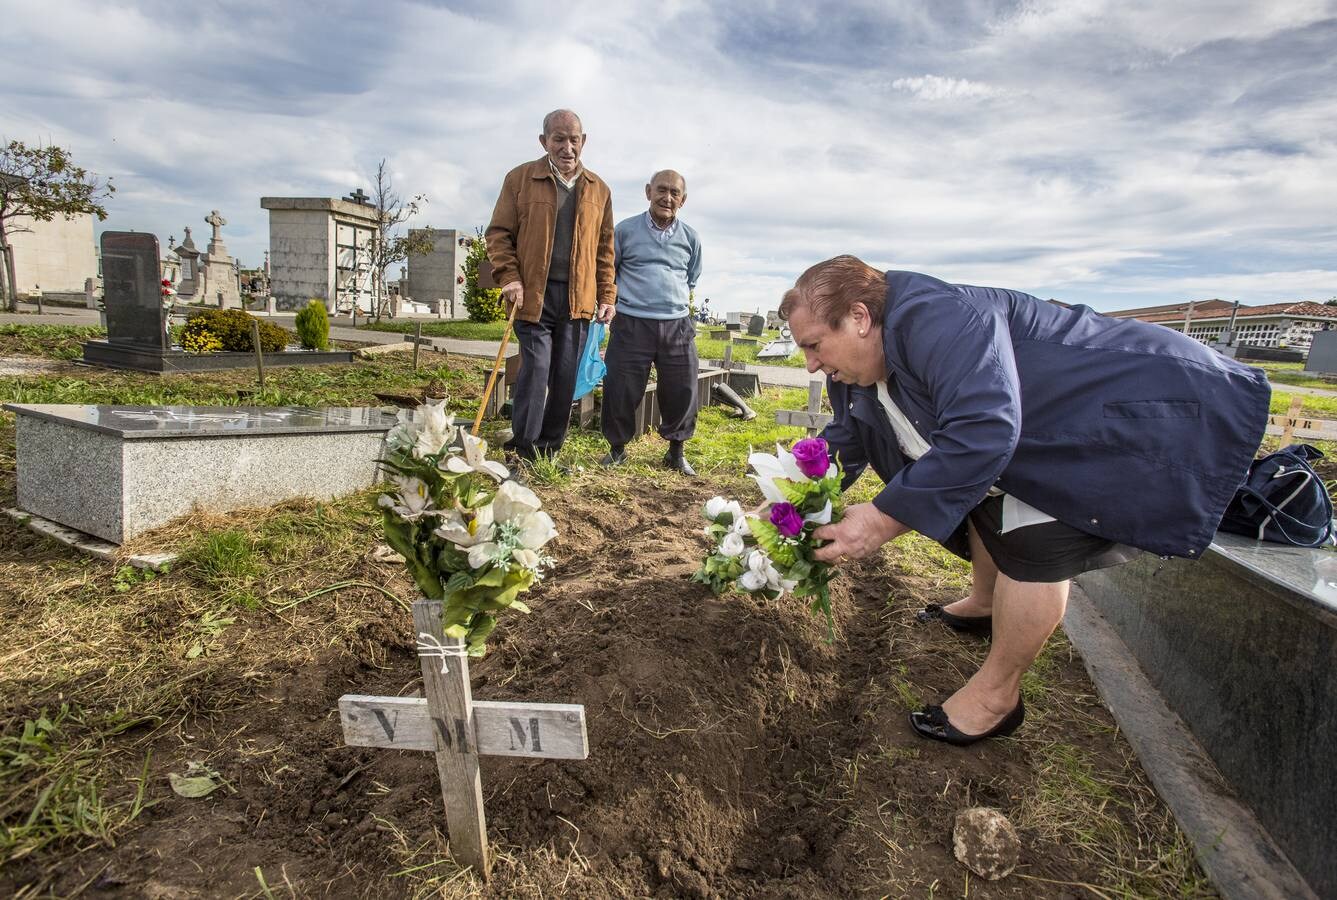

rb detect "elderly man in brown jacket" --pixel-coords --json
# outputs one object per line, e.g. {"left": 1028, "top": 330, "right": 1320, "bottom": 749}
{"left": 485, "top": 108, "right": 617, "bottom": 463}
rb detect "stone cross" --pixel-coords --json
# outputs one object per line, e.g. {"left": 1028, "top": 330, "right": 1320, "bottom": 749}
{"left": 205, "top": 210, "right": 226, "bottom": 243}
{"left": 775, "top": 379, "right": 833, "bottom": 436}
{"left": 338, "top": 598, "right": 588, "bottom": 880}
{"left": 345, "top": 188, "right": 371, "bottom": 205}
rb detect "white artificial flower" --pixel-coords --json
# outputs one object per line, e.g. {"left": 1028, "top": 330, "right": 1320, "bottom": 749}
{"left": 492, "top": 479, "right": 543, "bottom": 520}
{"left": 774, "top": 443, "right": 809, "bottom": 482}
{"left": 384, "top": 408, "right": 418, "bottom": 454}
{"left": 804, "top": 500, "right": 833, "bottom": 526}
{"left": 737, "top": 548, "right": 791, "bottom": 596}
{"left": 704, "top": 496, "right": 727, "bottom": 519}
{"left": 515, "top": 510, "right": 557, "bottom": 550}
{"left": 747, "top": 450, "right": 791, "bottom": 505}
{"left": 512, "top": 547, "right": 541, "bottom": 570}
{"left": 413, "top": 400, "right": 457, "bottom": 458}
{"left": 719, "top": 531, "right": 746, "bottom": 557}
{"left": 433, "top": 503, "right": 496, "bottom": 547}
{"left": 443, "top": 432, "right": 508, "bottom": 481}
{"left": 467, "top": 541, "right": 499, "bottom": 570}
{"left": 378, "top": 475, "right": 434, "bottom": 520}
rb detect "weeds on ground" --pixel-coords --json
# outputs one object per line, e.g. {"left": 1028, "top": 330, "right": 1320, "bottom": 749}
{"left": 0, "top": 705, "right": 155, "bottom": 864}
{"left": 0, "top": 325, "right": 106, "bottom": 361}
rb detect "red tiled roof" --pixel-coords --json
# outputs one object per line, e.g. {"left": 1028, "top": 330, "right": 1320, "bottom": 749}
{"left": 1131, "top": 301, "right": 1337, "bottom": 324}
{"left": 1104, "top": 299, "right": 1235, "bottom": 319}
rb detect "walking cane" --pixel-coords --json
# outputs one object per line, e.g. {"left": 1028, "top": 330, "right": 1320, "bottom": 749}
{"left": 472, "top": 297, "right": 522, "bottom": 436}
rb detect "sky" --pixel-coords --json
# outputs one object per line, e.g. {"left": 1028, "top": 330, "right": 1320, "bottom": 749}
{"left": 2, "top": 0, "right": 1335, "bottom": 314}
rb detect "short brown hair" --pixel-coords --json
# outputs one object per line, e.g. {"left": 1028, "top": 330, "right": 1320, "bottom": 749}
{"left": 778, "top": 255, "right": 887, "bottom": 327}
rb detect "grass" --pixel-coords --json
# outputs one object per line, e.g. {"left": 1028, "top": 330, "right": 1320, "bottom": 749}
{"left": 0, "top": 705, "right": 156, "bottom": 864}
{"left": 0, "top": 324, "right": 106, "bottom": 361}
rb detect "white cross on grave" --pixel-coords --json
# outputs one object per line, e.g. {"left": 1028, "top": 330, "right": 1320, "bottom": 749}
{"left": 775, "top": 379, "right": 834, "bottom": 436}
{"left": 338, "top": 598, "right": 588, "bottom": 880}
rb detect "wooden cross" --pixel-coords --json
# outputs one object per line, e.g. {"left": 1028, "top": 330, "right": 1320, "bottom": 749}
{"left": 775, "top": 379, "right": 833, "bottom": 436}
{"left": 338, "top": 598, "right": 588, "bottom": 880}
{"left": 711, "top": 342, "right": 748, "bottom": 372}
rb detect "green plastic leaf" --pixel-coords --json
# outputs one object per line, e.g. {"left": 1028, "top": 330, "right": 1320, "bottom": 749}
{"left": 169, "top": 772, "right": 224, "bottom": 799}
{"left": 747, "top": 517, "right": 798, "bottom": 568}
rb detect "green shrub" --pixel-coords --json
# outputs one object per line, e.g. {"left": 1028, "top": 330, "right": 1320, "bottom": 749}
{"left": 462, "top": 229, "right": 505, "bottom": 322}
{"left": 182, "top": 308, "right": 291, "bottom": 353}
{"left": 294, "top": 299, "right": 330, "bottom": 350}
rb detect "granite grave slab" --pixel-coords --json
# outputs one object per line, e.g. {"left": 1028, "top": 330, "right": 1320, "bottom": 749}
{"left": 1075, "top": 534, "right": 1337, "bottom": 897}
{"left": 6, "top": 404, "right": 398, "bottom": 544}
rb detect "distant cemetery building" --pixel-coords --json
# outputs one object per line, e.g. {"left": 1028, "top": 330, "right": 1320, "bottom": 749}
{"left": 1105, "top": 298, "right": 1337, "bottom": 351}
{"left": 262, "top": 192, "right": 379, "bottom": 312}
{"left": 5, "top": 212, "right": 98, "bottom": 301}
{"left": 404, "top": 228, "right": 468, "bottom": 318}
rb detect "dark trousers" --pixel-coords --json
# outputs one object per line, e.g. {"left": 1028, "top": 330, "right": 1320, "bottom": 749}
{"left": 509, "top": 281, "right": 589, "bottom": 456}
{"left": 601, "top": 313, "right": 698, "bottom": 447}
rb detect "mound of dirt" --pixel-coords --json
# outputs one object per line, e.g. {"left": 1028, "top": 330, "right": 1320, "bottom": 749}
{"left": 3, "top": 476, "right": 1198, "bottom": 898}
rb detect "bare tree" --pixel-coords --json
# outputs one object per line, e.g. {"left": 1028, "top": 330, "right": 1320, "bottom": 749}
{"left": 0, "top": 140, "right": 114, "bottom": 311}
{"left": 367, "top": 158, "right": 433, "bottom": 321}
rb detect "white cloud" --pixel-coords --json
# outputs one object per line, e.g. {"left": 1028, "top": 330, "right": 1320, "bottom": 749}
{"left": 890, "top": 75, "right": 1010, "bottom": 101}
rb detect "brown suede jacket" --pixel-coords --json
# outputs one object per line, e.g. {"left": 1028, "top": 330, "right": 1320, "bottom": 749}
{"left": 484, "top": 158, "right": 616, "bottom": 323}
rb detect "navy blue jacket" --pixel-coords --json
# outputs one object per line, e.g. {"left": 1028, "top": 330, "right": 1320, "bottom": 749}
{"left": 821, "top": 271, "right": 1271, "bottom": 559}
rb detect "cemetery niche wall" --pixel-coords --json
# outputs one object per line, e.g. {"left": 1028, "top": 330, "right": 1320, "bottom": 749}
{"left": 262, "top": 194, "right": 379, "bottom": 313}
{"left": 82, "top": 231, "right": 355, "bottom": 372}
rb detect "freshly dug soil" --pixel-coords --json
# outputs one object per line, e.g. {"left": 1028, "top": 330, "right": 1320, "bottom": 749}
{"left": 1, "top": 476, "right": 1202, "bottom": 898}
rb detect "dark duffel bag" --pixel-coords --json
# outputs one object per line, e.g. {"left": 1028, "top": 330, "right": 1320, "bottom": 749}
{"left": 1218, "top": 444, "right": 1336, "bottom": 548}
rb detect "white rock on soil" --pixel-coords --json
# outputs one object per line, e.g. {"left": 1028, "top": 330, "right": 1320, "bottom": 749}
{"left": 952, "top": 806, "right": 1020, "bottom": 880}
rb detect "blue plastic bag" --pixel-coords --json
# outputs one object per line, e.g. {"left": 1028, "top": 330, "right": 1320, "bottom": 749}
{"left": 573, "top": 321, "right": 607, "bottom": 400}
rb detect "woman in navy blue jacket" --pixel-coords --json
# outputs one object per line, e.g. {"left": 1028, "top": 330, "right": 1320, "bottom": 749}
{"left": 782, "top": 257, "right": 1270, "bottom": 745}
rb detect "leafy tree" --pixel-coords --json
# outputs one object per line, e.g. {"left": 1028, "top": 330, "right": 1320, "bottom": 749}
{"left": 462, "top": 228, "right": 503, "bottom": 322}
{"left": 366, "top": 158, "right": 434, "bottom": 321}
{"left": 0, "top": 140, "right": 115, "bottom": 311}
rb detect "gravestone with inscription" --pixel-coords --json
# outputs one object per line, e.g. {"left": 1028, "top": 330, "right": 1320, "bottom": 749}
{"left": 99, "top": 232, "right": 169, "bottom": 351}
{"left": 5, "top": 403, "right": 397, "bottom": 544}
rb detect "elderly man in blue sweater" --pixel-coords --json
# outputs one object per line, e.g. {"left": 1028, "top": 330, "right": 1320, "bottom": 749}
{"left": 600, "top": 170, "right": 703, "bottom": 475}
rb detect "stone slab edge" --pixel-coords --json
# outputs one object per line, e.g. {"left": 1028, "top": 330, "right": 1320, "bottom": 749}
{"left": 1064, "top": 585, "right": 1315, "bottom": 900}
{"left": 356, "top": 342, "right": 412, "bottom": 357}
{"left": 4, "top": 508, "right": 176, "bottom": 570}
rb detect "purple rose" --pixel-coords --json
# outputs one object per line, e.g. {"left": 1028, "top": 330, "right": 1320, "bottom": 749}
{"left": 770, "top": 502, "right": 804, "bottom": 537}
{"left": 791, "top": 437, "right": 830, "bottom": 479}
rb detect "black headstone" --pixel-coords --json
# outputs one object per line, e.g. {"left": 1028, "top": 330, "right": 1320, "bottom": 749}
{"left": 747, "top": 314, "right": 765, "bottom": 336}
{"left": 101, "top": 231, "right": 167, "bottom": 351}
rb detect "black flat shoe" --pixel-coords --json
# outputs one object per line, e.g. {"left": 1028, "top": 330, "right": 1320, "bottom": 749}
{"left": 917, "top": 603, "right": 992, "bottom": 637}
{"left": 599, "top": 449, "right": 627, "bottom": 467}
{"left": 908, "top": 699, "right": 1025, "bottom": 746}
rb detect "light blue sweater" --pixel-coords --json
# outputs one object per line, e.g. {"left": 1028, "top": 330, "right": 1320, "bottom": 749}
{"left": 613, "top": 212, "right": 702, "bottom": 320}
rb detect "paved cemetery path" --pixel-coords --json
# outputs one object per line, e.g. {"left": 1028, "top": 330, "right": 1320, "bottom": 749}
{"left": 322, "top": 319, "right": 819, "bottom": 388}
